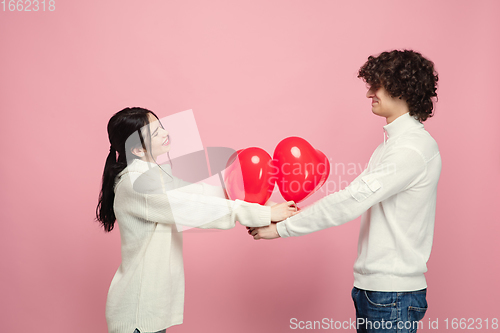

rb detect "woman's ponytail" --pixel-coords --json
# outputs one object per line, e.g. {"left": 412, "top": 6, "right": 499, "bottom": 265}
{"left": 95, "top": 107, "right": 157, "bottom": 232}
{"left": 95, "top": 145, "right": 125, "bottom": 231}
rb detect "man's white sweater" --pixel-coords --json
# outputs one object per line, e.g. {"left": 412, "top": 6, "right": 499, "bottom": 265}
{"left": 277, "top": 112, "right": 441, "bottom": 292}
{"left": 106, "top": 159, "right": 271, "bottom": 333}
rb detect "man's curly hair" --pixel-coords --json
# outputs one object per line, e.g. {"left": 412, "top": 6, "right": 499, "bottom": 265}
{"left": 358, "top": 50, "right": 438, "bottom": 122}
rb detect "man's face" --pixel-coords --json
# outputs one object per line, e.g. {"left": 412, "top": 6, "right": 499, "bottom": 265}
{"left": 366, "top": 85, "right": 409, "bottom": 122}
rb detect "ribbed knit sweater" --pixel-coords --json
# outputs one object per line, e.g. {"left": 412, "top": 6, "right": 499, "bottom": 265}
{"left": 106, "top": 159, "right": 271, "bottom": 333}
{"left": 277, "top": 112, "right": 441, "bottom": 292}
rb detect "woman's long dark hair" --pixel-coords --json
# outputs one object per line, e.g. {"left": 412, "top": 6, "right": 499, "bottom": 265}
{"left": 95, "top": 107, "right": 161, "bottom": 232}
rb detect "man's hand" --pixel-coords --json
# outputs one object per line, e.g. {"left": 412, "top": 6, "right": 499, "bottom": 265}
{"left": 247, "top": 223, "right": 280, "bottom": 240}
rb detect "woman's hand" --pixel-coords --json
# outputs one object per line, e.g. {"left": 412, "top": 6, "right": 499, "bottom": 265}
{"left": 270, "top": 201, "right": 298, "bottom": 222}
{"left": 246, "top": 201, "right": 298, "bottom": 240}
{"left": 264, "top": 200, "right": 278, "bottom": 207}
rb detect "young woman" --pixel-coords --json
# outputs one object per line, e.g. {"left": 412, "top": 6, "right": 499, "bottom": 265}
{"left": 96, "top": 107, "right": 297, "bottom": 333}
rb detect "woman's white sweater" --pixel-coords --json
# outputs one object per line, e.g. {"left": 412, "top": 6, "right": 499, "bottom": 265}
{"left": 106, "top": 159, "right": 270, "bottom": 333}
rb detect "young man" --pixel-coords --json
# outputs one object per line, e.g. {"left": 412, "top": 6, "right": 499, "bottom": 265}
{"left": 249, "top": 50, "right": 441, "bottom": 333}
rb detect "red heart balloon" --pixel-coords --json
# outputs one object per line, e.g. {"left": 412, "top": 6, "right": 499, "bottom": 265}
{"left": 273, "top": 137, "right": 330, "bottom": 203}
{"left": 224, "top": 147, "right": 275, "bottom": 205}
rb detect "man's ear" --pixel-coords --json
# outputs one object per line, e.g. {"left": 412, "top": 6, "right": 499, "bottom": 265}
{"left": 131, "top": 147, "right": 145, "bottom": 157}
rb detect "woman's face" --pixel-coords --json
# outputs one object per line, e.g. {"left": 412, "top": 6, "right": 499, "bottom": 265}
{"left": 145, "top": 112, "right": 170, "bottom": 160}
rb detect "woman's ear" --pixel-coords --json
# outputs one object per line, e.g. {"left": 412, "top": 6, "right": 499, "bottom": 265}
{"left": 131, "top": 147, "right": 145, "bottom": 158}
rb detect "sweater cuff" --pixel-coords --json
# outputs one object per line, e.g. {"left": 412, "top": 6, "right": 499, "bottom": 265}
{"left": 257, "top": 204, "right": 272, "bottom": 226}
{"left": 234, "top": 199, "right": 271, "bottom": 227}
{"left": 276, "top": 220, "right": 291, "bottom": 238}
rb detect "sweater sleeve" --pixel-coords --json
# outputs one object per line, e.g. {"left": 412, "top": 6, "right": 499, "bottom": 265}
{"left": 276, "top": 146, "right": 427, "bottom": 238}
{"left": 134, "top": 181, "right": 271, "bottom": 230}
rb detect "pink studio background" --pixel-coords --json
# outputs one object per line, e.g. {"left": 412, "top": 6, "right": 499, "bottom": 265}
{"left": 1, "top": 1, "right": 499, "bottom": 332}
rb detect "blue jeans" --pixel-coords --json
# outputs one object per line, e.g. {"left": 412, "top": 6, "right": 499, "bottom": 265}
{"left": 133, "top": 330, "right": 166, "bottom": 333}
{"left": 351, "top": 287, "right": 427, "bottom": 333}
